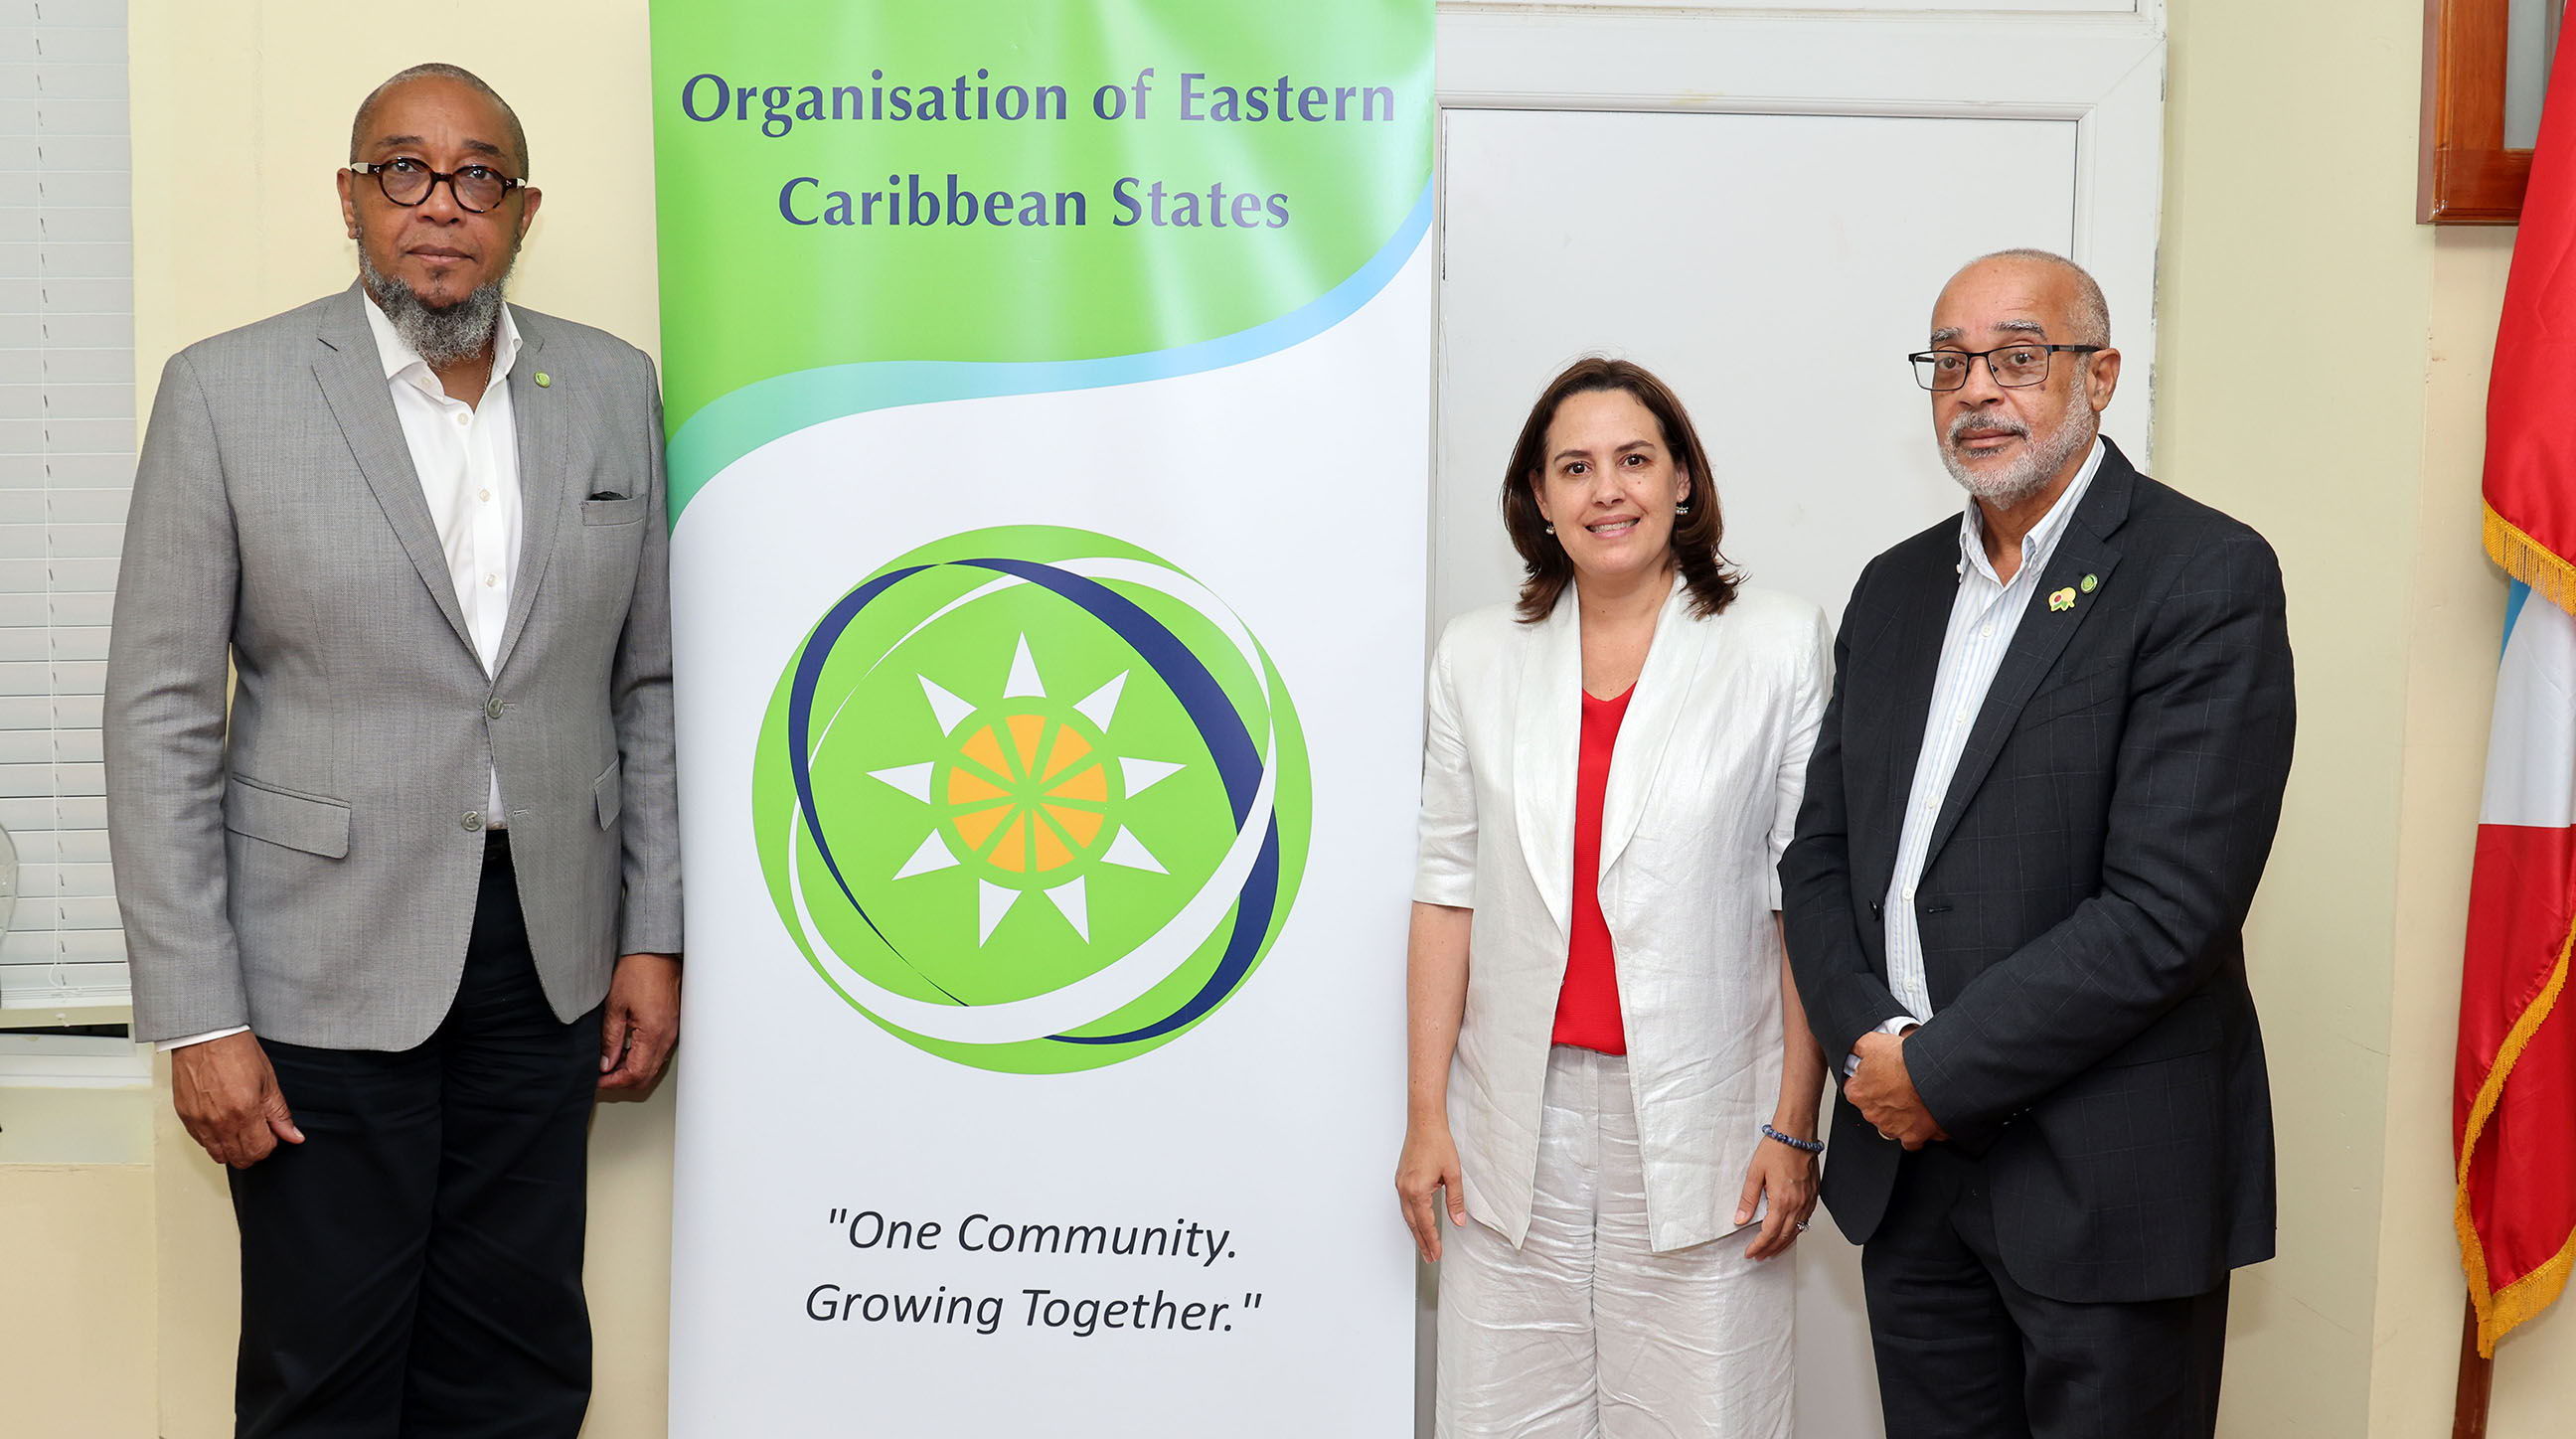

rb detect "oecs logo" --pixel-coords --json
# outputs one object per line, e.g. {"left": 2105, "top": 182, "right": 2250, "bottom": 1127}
{"left": 753, "top": 527, "right": 1310, "bottom": 1074}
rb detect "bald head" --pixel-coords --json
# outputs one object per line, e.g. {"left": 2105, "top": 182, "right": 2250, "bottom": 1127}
{"left": 1936, "top": 249, "right": 2108, "bottom": 348}
{"left": 350, "top": 63, "right": 529, "bottom": 176}
{"left": 1923, "top": 247, "right": 2120, "bottom": 511}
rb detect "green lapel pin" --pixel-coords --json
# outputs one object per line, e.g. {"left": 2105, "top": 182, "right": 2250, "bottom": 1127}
{"left": 2080, "top": 573, "right": 2098, "bottom": 593}
{"left": 534, "top": 372, "right": 551, "bottom": 388}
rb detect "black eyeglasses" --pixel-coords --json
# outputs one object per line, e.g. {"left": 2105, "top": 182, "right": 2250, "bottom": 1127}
{"left": 1908, "top": 344, "right": 2103, "bottom": 392}
{"left": 350, "top": 157, "right": 528, "bottom": 214}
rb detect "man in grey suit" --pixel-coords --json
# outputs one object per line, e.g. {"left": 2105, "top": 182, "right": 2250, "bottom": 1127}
{"left": 104, "top": 63, "right": 681, "bottom": 1437}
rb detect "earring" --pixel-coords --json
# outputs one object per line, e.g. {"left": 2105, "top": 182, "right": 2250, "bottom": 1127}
{"left": 1675, "top": 502, "right": 1691, "bottom": 515}
{"left": 1543, "top": 524, "right": 1556, "bottom": 536}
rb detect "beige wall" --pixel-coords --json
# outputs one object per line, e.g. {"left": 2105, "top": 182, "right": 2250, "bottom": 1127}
{"left": 2161, "top": 2, "right": 2576, "bottom": 1433}
{"left": 2157, "top": 1, "right": 2576, "bottom": 1432}
{"left": 48, "top": 1, "right": 2564, "bottom": 1435}
{"left": 0, "top": 1089, "right": 154, "bottom": 1437}
{"left": 2160, "top": 0, "right": 2437, "bottom": 1432}
{"left": 0, "top": 1162, "right": 156, "bottom": 1434}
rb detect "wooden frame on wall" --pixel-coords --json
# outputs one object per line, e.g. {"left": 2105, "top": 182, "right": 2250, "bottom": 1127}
{"left": 2421, "top": 0, "right": 2534, "bottom": 224}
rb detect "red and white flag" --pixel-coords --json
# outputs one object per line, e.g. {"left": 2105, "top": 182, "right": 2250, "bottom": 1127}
{"left": 2456, "top": 26, "right": 2576, "bottom": 1359}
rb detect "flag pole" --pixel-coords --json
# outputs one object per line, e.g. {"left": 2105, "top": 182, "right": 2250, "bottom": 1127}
{"left": 2454, "top": 1295, "right": 2494, "bottom": 1439}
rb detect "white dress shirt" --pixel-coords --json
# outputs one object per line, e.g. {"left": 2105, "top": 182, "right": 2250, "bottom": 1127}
{"left": 1852, "top": 439, "right": 2105, "bottom": 1068}
{"left": 364, "top": 292, "right": 527, "bottom": 742}
{"left": 160, "top": 295, "right": 525, "bottom": 1053}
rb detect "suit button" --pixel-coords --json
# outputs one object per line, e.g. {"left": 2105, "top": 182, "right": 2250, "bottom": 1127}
{"left": 486, "top": 699, "right": 506, "bottom": 720}
{"left": 463, "top": 811, "right": 484, "bottom": 832}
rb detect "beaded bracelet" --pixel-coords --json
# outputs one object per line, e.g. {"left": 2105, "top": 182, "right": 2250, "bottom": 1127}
{"left": 1761, "top": 1123, "right": 1825, "bottom": 1155}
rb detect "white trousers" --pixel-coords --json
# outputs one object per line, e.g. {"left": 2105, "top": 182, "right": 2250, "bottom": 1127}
{"left": 1438, "top": 1046, "right": 1796, "bottom": 1439}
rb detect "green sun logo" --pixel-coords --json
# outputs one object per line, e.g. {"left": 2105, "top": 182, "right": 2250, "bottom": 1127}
{"left": 752, "top": 527, "right": 1309, "bottom": 1074}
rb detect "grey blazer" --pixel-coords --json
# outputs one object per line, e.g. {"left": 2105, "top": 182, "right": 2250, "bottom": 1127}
{"left": 104, "top": 284, "right": 683, "bottom": 1048}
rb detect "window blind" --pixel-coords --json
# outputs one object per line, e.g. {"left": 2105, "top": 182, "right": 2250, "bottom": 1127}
{"left": 0, "top": 0, "right": 131, "bottom": 1010}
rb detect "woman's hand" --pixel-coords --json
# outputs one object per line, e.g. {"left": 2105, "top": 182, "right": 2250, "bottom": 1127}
{"left": 1736, "top": 1134, "right": 1820, "bottom": 1260}
{"left": 1395, "top": 1122, "right": 1469, "bottom": 1263}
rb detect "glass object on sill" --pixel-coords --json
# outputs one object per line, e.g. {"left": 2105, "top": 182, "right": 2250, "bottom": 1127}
{"left": 2506, "top": 0, "right": 2568, "bottom": 152}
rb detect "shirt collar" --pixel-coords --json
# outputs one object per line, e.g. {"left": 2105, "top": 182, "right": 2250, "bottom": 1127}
{"left": 359, "top": 287, "right": 523, "bottom": 395}
{"left": 1957, "top": 435, "right": 2104, "bottom": 585}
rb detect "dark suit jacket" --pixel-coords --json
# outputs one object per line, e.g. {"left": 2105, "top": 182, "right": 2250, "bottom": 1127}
{"left": 1780, "top": 437, "right": 2293, "bottom": 1305}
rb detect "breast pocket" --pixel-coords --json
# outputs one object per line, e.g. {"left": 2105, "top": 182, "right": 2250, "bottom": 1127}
{"left": 2014, "top": 656, "right": 2129, "bottom": 733}
{"left": 580, "top": 495, "right": 650, "bottom": 527}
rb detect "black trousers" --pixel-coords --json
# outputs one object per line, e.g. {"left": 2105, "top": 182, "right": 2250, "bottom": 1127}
{"left": 1862, "top": 1145, "right": 2229, "bottom": 1439}
{"left": 230, "top": 836, "right": 603, "bottom": 1439}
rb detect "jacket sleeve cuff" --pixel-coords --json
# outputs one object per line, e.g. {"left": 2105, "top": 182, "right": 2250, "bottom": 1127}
{"left": 1840, "top": 1014, "right": 1921, "bottom": 1077}
{"left": 620, "top": 918, "right": 686, "bottom": 956}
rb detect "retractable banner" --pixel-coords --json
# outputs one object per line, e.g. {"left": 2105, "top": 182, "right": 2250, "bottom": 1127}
{"left": 649, "top": 3, "right": 1432, "bottom": 1430}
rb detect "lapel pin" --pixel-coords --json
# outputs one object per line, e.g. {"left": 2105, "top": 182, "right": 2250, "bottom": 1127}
{"left": 2048, "top": 586, "right": 2076, "bottom": 612}
{"left": 534, "top": 372, "right": 552, "bottom": 388}
{"left": 2080, "top": 573, "right": 2098, "bottom": 593}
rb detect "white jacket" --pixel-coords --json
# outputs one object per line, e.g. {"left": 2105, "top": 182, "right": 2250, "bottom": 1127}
{"left": 1415, "top": 579, "right": 1831, "bottom": 1252}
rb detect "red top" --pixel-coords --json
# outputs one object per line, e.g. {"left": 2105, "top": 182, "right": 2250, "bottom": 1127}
{"left": 1552, "top": 684, "right": 1634, "bottom": 1054}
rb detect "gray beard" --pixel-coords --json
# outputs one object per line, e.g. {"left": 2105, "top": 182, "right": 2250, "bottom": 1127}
{"left": 359, "top": 250, "right": 507, "bottom": 369}
{"left": 1940, "top": 401, "right": 2097, "bottom": 509}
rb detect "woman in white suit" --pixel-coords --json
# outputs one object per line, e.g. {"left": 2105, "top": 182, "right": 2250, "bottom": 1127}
{"left": 1398, "top": 358, "right": 1832, "bottom": 1437}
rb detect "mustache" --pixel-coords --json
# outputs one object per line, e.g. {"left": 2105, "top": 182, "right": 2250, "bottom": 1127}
{"left": 1947, "top": 412, "right": 2030, "bottom": 448}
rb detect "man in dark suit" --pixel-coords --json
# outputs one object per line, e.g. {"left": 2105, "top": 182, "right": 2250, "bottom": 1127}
{"left": 1781, "top": 249, "right": 2293, "bottom": 1439}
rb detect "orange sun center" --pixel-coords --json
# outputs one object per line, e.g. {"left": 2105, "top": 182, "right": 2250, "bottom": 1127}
{"left": 943, "top": 710, "right": 1110, "bottom": 876}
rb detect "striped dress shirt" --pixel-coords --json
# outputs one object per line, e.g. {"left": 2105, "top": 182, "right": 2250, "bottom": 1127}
{"left": 1878, "top": 438, "right": 2106, "bottom": 1029}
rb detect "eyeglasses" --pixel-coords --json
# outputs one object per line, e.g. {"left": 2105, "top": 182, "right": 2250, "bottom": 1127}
{"left": 1908, "top": 344, "right": 2104, "bottom": 392}
{"left": 350, "top": 157, "right": 528, "bottom": 215}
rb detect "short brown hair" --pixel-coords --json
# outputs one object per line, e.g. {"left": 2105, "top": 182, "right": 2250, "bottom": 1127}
{"left": 1500, "top": 357, "right": 1741, "bottom": 623}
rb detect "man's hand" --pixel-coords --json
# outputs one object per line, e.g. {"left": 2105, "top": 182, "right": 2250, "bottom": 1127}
{"left": 599, "top": 951, "right": 682, "bottom": 1093}
{"left": 171, "top": 1030, "right": 303, "bottom": 1168}
{"left": 1849, "top": 1030, "right": 1947, "bottom": 1150}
